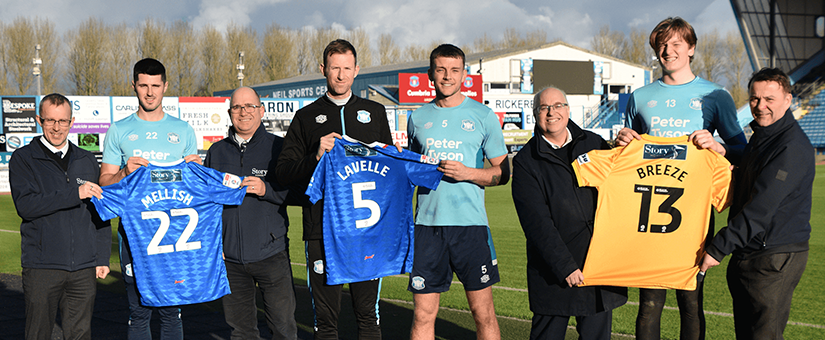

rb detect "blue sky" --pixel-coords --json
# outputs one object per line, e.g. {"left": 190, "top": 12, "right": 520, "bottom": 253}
{"left": 0, "top": 0, "right": 739, "bottom": 51}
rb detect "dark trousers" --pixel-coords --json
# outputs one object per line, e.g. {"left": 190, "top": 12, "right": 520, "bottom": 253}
{"left": 636, "top": 281, "right": 705, "bottom": 340}
{"left": 120, "top": 227, "right": 182, "bottom": 340}
{"left": 306, "top": 239, "right": 381, "bottom": 340}
{"left": 727, "top": 251, "right": 807, "bottom": 340}
{"left": 22, "top": 267, "right": 97, "bottom": 340}
{"left": 530, "top": 311, "right": 613, "bottom": 340}
{"left": 222, "top": 250, "right": 297, "bottom": 340}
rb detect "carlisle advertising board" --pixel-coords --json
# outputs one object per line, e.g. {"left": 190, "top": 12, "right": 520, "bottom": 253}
{"left": 398, "top": 73, "right": 482, "bottom": 104}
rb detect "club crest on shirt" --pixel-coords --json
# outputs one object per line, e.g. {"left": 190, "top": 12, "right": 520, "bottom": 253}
{"left": 461, "top": 120, "right": 475, "bottom": 132}
{"left": 643, "top": 144, "right": 688, "bottom": 160}
{"left": 167, "top": 132, "right": 180, "bottom": 144}
{"left": 151, "top": 169, "right": 183, "bottom": 183}
{"left": 357, "top": 110, "right": 371, "bottom": 124}
{"left": 647, "top": 100, "right": 657, "bottom": 108}
{"left": 411, "top": 276, "right": 426, "bottom": 290}
{"left": 313, "top": 260, "right": 324, "bottom": 274}
{"left": 689, "top": 97, "right": 703, "bottom": 110}
{"left": 316, "top": 114, "right": 327, "bottom": 124}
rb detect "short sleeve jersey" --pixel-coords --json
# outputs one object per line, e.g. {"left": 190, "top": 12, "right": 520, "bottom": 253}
{"left": 102, "top": 113, "right": 197, "bottom": 167}
{"left": 407, "top": 97, "right": 507, "bottom": 226}
{"left": 92, "top": 160, "right": 245, "bottom": 306}
{"left": 572, "top": 135, "right": 732, "bottom": 290}
{"left": 307, "top": 137, "right": 443, "bottom": 284}
{"left": 625, "top": 77, "right": 742, "bottom": 140}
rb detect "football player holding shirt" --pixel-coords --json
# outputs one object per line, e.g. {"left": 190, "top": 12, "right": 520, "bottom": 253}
{"left": 615, "top": 17, "right": 746, "bottom": 340}
{"left": 100, "top": 58, "right": 201, "bottom": 340}
{"left": 406, "top": 44, "right": 509, "bottom": 340}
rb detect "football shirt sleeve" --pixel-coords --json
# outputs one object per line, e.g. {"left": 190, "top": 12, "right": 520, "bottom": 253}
{"left": 481, "top": 110, "right": 508, "bottom": 160}
{"left": 187, "top": 163, "right": 245, "bottom": 206}
{"left": 306, "top": 151, "right": 329, "bottom": 204}
{"left": 101, "top": 123, "right": 123, "bottom": 166}
{"left": 709, "top": 151, "right": 733, "bottom": 212}
{"left": 92, "top": 176, "right": 129, "bottom": 221}
{"left": 571, "top": 148, "right": 618, "bottom": 188}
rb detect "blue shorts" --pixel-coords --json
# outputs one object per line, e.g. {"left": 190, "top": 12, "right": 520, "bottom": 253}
{"left": 408, "top": 225, "right": 500, "bottom": 293}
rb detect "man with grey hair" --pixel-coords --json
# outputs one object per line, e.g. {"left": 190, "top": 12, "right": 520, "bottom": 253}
{"left": 512, "top": 87, "right": 626, "bottom": 339}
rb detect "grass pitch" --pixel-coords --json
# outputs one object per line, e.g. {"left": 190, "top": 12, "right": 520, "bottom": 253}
{"left": 1, "top": 164, "right": 823, "bottom": 339}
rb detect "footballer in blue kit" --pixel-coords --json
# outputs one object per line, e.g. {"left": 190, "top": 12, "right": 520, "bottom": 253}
{"left": 93, "top": 160, "right": 246, "bottom": 307}
{"left": 306, "top": 136, "right": 443, "bottom": 285}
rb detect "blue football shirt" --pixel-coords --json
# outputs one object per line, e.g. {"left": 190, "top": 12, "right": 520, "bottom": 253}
{"left": 306, "top": 136, "right": 443, "bottom": 285}
{"left": 92, "top": 160, "right": 245, "bottom": 306}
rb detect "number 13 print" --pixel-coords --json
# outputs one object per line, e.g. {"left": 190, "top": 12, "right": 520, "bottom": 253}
{"left": 634, "top": 184, "right": 684, "bottom": 233}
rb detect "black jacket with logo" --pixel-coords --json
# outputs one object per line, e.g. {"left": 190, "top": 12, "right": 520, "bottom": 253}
{"left": 205, "top": 124, "right": 290, "bottom": 264}
{"left": 11, "top": 136, "right": 111, "bottom": 271}
{"left": 275, "top": 95, "right": 393, "bottom": 240}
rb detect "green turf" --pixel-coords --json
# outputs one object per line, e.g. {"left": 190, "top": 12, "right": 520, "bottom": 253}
{"left": 2, "top": 164, "right": 824, "bottom": 338}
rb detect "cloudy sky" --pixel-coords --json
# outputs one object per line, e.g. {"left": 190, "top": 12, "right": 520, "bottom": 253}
{"left": 0, "top": 0, "right": 739, "bottom": 51}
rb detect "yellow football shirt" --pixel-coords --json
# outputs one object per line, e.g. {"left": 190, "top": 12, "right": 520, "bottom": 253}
{"left": 572, "top": 135, "right": 732, "bottom": 290}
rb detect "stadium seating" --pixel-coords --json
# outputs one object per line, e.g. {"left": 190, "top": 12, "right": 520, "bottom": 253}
{"left": 799, "top": 89, "right": 825, "bottom": 148}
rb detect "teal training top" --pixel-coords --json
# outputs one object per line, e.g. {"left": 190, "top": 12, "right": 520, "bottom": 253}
{"left": 408, "top": 97, "right": 508, "bottom": 226}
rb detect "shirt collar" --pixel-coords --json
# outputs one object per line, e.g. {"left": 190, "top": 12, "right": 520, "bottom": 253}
{"left": 40, "top": 137, "right": 69, "bottom": 157}
{"left": 540, "top": 128, "right": 572, "bottom": 149}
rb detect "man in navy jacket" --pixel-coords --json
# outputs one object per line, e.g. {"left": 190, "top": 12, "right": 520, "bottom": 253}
{"left": 205, "top": 86, "right": 297, "bottom": 339}
{"left": 512, "top": 87, "right": 626, "bottom": 339}
{"left": 701, "top": 68, "right": 814, "bottom": 339}
{"left": 10, "top": 93, "right": 111, "bottom": 340}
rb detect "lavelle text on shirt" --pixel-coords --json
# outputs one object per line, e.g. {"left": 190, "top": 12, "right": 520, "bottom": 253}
{"left": 337, "top": 160, "right": 389, "bottom": 181}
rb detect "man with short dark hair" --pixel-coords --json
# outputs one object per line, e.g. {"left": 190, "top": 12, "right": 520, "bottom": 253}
{"left": 275, "top": 39, "right": 392, "bottom": 339}
{"left": 512, "top": 87, "right": 626, "bottom": 340}
{"left": 407, "top": 44, "right": 510, "bottom": 340}
{"left": 205, "top": 86, "right": 297, "bottom": 339}
{"left": 700, "top": 67, "right": 813, "bottom": 339}
{"left": 100, "top": 58, "right": 199, "bottom": 340}
{"left": 11, "top": 93, "right": 111, "bottom": 340}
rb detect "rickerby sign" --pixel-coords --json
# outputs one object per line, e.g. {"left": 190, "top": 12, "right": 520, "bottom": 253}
{"left": 398, "top": 73, "right": 482, "bottom": 104}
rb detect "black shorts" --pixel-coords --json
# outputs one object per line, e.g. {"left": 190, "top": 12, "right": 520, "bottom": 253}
{"left": 408, "top": 225, "right": 500, "bottom": 293}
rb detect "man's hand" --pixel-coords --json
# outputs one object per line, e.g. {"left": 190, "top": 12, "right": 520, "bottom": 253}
{"left": 699, "top": 252, "right": 721, "bottom": 272}
{"left": 242, "top": 176, "right": 266, "bottom": 196}
{"left": 79, "top": 181, "right": 103, "bottom": 200}
{"left": 316, "top": 132, "right": 342, "bottom": 161}
{"left": 616, "top": 127, "right": 641, "bottom": 146}
{"left": 96, "top": 266, "right": 110, "bottom": 279}
{"left": 394, "top": 141, "right": 404, "bottom": 153}
{"left": 438, "top": 160, "right": 474, "bottom": 182}
{"left": 184, "top": 154, "right": 203, "bottom": 165}
{"left": 689, "top": 130, "right": 726, "bottom": 156}
{"left": 565, "top": 269, "right": 585, "bottom": 287}
{"left": 124, "top": 157, "right": 150, "bottom": 176}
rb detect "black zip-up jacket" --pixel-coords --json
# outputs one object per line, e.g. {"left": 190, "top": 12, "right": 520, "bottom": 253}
{"left": 205, "top": 124, "right": 290, "bottom": 264}
{"left": 512, "top": 121, "right": 627, "bottom": 316}
{"left": 708, "top": 109, "right": 814, "bottom": 261}
{"left": 11, "top": 136, "right": 111, "bottom": 271}
{"left": 275, "top": 95, "right": 393, "bottom": 240}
